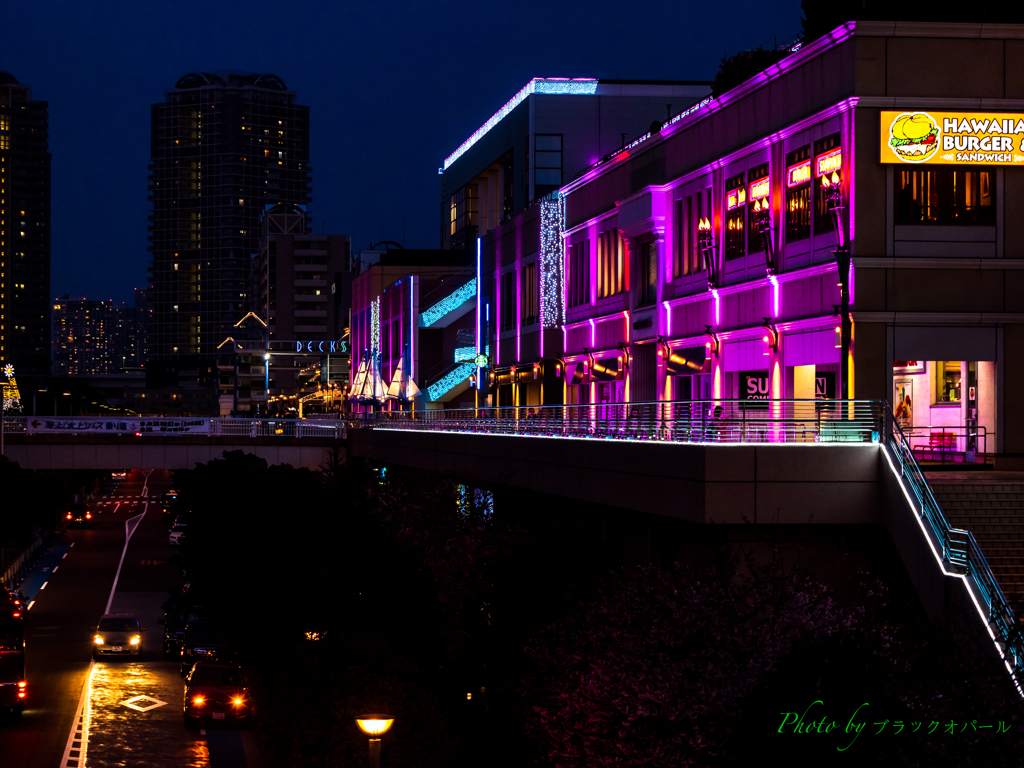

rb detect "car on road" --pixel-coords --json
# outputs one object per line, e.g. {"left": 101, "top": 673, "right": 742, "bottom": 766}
{"left": 111, "top": 469, "right": 127, "bottom": 481}
{"left": 93, "top": 614, "right": 143, "bottom": 657}
{"left": 183, "top": 662, "right": 251, "bottom": 727}
{"left": 180, "top": 621, "right": 233, "bottom": 677}
{"left": 0, "top": 634, "right": 26, "bottom": 716}
{"left": 169, "top": 524, "right": 188, "bottom": 545}
{"left": 66, "top": 504, "right": 93, "bottom": 528}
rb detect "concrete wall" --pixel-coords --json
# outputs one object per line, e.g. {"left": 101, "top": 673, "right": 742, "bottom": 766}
{"left": 1, "top": 437, "right": 340, "bottom": 471}
{"left": 352, "top": 429, "right": 881, "bottom": 525}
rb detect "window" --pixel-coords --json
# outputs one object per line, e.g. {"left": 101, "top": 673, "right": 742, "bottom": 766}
{"left": 747, "top": 163, "right": 770, "bottom": 254}
{"left": 567, "top": 239, "right": 590, "bottom": 308}
{"left": 500, "top": 271, "right": 516, "bottom": 331}
{"left": 597, "top": 229, "right": 625, "bottom": 297}
{"left": 450, "top": 185, "right": 478, "bottom": 236}
{"left": 934, "top": 361, "right": 962, "bottom": 402}
{"left": 785, "top": 146, "right": 811, "bottom": 242}
{"left": 674, "top": 199, "right": 687, "bottom": 278}
{"left": 535, "top": 134, "right": 562, "bottom": 188}
{"left": 813, "top": 134, "right": 842, "bottom": 235}
{"left": 724, "top": 173, "right": 746, "bottom": 260}
{"left": 638, "top": 241, "right": 657, "bottom": 306}
{"left": 522, "top": 262, "right": 538, "bottom": 325}
{"left": 895, "top": 168, "right": 994, "bottom": 225}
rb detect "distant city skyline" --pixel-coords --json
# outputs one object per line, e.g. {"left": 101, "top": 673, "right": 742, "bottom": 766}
{"left": 3, "top": 0, "right": 802, "bottom": 305}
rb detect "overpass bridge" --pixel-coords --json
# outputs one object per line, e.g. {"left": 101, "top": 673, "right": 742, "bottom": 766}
{"left": 1, "top": 401, "right": 1021, "bottom": 696}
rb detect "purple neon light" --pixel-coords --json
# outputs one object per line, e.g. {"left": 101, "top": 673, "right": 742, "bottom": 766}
{"left": 476, "top": 238, "right": 482, "bottom": 389}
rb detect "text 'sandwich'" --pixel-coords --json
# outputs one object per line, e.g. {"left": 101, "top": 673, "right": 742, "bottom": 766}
{"left": 889, "top": 113, "right": 939, "bottom": 161}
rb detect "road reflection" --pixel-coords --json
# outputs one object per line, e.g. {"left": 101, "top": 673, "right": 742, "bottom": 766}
{"left": 87, "top": 660, "right": 210, "bottom": 768}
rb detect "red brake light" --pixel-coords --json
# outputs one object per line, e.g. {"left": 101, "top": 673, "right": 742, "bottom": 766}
{"left": 12, "top": 612, "right": 20, "bottom": 618}
{"left": 85, "top": 513, "right": 92, "bottom": 519}
{"left": 17, "top": 681, "right": 26, "bottom": 688}
{"left": 67, "top": 513, "right": 73, "bottom": 520}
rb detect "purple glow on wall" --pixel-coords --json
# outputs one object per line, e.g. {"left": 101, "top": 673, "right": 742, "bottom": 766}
{"left": 711, "top": 288, "right": 721, "bottom": 325}
{"left": 663, "top": 301, "right": 672, "bottom": 337}
{"left": 589, "top": 318, "right": 596, "bottom": 347}
{"left": 409, "top": 275, "right": 415, "bottom": 378}
{"left": 769, "top": 274, "right": 780, "bottom": 318}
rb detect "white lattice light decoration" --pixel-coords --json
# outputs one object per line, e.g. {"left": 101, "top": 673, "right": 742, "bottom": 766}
{"left": 540, "top": 192, "right": 564, "bottom": 329}
{"left": 371, "top": 297, "right": 380, "bottom": 355}
{"left": 420, "top": 278, "right": 477, "bottom": 327}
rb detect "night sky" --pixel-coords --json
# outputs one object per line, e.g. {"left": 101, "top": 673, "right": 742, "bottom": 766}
{"left": 4, "top": 0, "right": 802, "bottom": 305}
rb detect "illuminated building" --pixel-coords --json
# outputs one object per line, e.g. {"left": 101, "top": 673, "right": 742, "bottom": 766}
{"left": 349, "top": 247, "right": 473, "bottom": 410}
{"left": 538, "top": 21, "right": 1022, "bottom": 463}
{"left": 53, "top": 295, "right": 145, "bottom": 375}
{"left": 0, "top": 72, "right": 50, "bottom": 376}
{"left": 221, "top": 204, "right": 350, "bottom": 415}
{"left": 147, "top": 71, "right": 311, "bottom": 407}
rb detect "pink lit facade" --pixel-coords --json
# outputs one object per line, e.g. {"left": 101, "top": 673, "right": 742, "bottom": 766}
{"left": 482, "top": 21, "right": 1024, "bottom": 460}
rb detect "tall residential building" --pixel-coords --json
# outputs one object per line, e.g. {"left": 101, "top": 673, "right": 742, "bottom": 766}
{"left": 0, "top": 72, "right": 51, "bottom": 375}
{"left": 147, "top": 71, "right": 311, "bottom": 398}
{"left": 53, "top": 294, "right": 143, "bottom": 375}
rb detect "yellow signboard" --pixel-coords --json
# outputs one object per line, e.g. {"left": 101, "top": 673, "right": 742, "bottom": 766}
{"left": 880, "top": 110, "right": 1024, "bottom": 165}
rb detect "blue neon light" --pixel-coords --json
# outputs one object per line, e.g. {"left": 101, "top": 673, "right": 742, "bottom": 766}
{"left": 426, "top": 363, "right": 476, "bottom": 402}
{"left": 455, "top": 345, "right": 489, "bottom": 363}
{"left": 420, "top": 278, "right": 477, "bottom": 327}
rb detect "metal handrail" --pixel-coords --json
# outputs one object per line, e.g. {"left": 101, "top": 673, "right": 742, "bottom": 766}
{"left": 371, "top": 399, "right": 885, "bottom": 444}
{"left": 1, "top": 417, "right": 347, "bottom": 439}
{"left": 885, "top": 411, "right": 1024, "bottom": 693}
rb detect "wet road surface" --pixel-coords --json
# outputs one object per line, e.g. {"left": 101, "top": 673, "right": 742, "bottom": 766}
{"left": 0, "top": 469, "right": 262, "bottom": 768}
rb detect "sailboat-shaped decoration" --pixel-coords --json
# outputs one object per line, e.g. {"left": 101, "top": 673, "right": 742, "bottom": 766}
{"left": 350, "top": 354, "right": 369, "bottom": 402}
{"left": 385, "top": 354, "right": 421, "bottom": 402}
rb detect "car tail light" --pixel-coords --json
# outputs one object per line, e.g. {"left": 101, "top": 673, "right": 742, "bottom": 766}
{"left": 193, "top": 696, "right": 204, "bottom": 705}
{"left": 12, "top": 612, "right": 20, "bottom": 618}
{"left": 86, "top": 513, "right": 92, "bottom": 519}
{"left": 17, "top": 681, "right": 26, "bottom": 689}
{"left": 233, "top": 698, "right": 243, "bottom": 706}
{"left": 66, "top": 513, "right": 72, "bottom": 520}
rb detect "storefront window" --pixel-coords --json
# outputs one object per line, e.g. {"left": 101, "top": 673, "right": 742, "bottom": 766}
{"left": 747, "top": 163, "right": 769, "bottom": 254}
{"left": 934, "top": 361, "right": 962, "bottom": 403}
{"left": 813, "top": 133, "right": 841, "bottom": 235}
{"left": 895, "top": 168, "right": 994, "bottom": 225}
{"left": 724, "top": 173, "right": 746, "bottom": 260}
{"left": 785, "top": 146, "right": 811, "bottom": 242}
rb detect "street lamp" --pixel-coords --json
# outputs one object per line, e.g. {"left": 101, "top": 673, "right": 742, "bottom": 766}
{"left": 356, "top": 715, "right": 394, "bottom": 768}
{"left": 697, "top": 217, "right": 719, "bottom": 289}
{"left": 822, "top": 171, "right": 850, "bottom": 399}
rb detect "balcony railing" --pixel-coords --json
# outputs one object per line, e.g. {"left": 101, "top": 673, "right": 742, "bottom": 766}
{"left": 372, "top": 399, "right": 885, "bottom": 444}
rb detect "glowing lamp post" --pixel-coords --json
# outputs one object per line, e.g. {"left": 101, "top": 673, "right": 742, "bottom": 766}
{"left": 356, "top": 715, "right": 394, "bottom": 768}
{"left": 822, "top": 171, "right": 850, "bottom": 399}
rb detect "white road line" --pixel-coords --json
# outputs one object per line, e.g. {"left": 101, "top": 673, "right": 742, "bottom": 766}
{"left": 112, "top": 502, "right": 120, "bottom": 514}
{"left": 26, "top": 601, "right": 34, "bottom": 611}
{"left": 142, "top": 469, "right": 153, "bottom": 497}
{"left": 59, "top": 661, "right": 95, "bottom": 768}
{"left": 40, "top": 582, "right": 47, "bottom": 590}
{"left": 69, "top": 543, "right": 74, "bottom": 548}
{"left": 104, "top": 506, "right": 146, "bottom": 614}
{"left": 63, "top": 553, "right": 68, "bottom": 559}
{"left": 52, "top": 566, "right": 59, "bottom": 573}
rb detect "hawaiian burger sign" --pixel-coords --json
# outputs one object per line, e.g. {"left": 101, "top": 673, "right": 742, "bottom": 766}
{"left": 880, "top": 111, "right": 1024, "bottom": 165}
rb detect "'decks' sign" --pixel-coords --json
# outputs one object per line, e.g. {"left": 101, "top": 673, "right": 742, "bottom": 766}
{"left": 880, "top": 111, "right": 1024, "bottom": 166}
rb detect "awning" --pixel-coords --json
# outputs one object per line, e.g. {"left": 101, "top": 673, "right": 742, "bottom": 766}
{"left": 567, "top": 362, "right": 588, "bottom": 386}
{"left": 590, "top": 357, "right": 621, "bottom": 382}
{"left": 665, "top": 345, "right": 707, "bottom": 376}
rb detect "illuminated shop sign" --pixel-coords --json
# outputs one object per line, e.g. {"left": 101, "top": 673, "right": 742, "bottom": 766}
{"left": 787, "top": 161, "right": 811, "bottom": 187}
{"left": 816, "top": 148, "right": 842, "bottom": 176}
{"left": 726, "top": 187, "right": 747, "bottom": 210}
{"left": 881, "top": 110, "right": 1024, "bottom": 165}
{"left": 294, "top": 340, "right": 348, "bottom": 353}
{"left": 748, "top": 178, "right": 770, "bottom": 200}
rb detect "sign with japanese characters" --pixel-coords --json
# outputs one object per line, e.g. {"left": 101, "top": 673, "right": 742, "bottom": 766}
{"left": 881, "top": 111, "right": 1024, "bottom": 165}
{"left": 27, "top": 418, "right": 210, "bottom": 435}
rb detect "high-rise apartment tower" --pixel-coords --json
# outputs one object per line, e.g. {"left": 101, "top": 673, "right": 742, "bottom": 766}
{"left": 0, "top": 72, "right": 51, "bottom": 376}
{"left": 147, "top": 71, "right": 311, "bottom": 392}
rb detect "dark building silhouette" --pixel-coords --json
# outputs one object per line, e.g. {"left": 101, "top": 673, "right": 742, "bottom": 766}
{"left": 0, "top": 72, "right": 51, "bottom": 376}
{"left": 147, "top": 71, "right": 311, "bottom": 402}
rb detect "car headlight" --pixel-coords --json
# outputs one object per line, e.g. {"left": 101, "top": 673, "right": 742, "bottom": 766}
{"left": 94, "top": 635, "right": 104, "bottom": 644}
{"left": 130, "top": 635, "right": 140, "bottom": 645}
{"left": 233, "top": 697, "right": 243, "bottom": 706}
{"left": 192, "top": 696, "right": 204, "bottom": 705}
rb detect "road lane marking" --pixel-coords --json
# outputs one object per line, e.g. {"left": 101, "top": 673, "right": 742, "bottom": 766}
{"left": 52, "top": 566, "right": 59, "bottom": 573}
{"left": 26, "top": 601, "right": 34, "bottom": 611}
{"left": 63, "top": 553, "right": 68, "bottom": 559}
{"left": 113, "top": 502, "right": 121, "bottom": 514}
{"left": 60, "top": 661, "right": 95, "bottom": 768}
{"left": 69, "top": 542, "right": 74, "bottom": 547}
{"left": 104, "top": 507, "right": 147, "bottom": 614}
{"left": 121, "top": 695, "right": 167, "bottom": 712}
{"left": 142, "top": 469, "right": 153, "bottom": 497}
{"left": 40, "top": 582, "right": 47, "bottom": 590}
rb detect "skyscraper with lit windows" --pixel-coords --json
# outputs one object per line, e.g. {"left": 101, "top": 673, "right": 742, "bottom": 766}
{"left": 147, "top": 71, "right": 311, "bottom": 395}
{"left": 0, "top": 71, "right": 51, "bottom": 376}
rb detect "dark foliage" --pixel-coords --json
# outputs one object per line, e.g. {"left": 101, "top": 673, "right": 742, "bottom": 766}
{"left": 712, "top": 48, "right": 787, "bottom": 99}
{"left": 801, "top": 0, "right": 1024, "bottom": 44}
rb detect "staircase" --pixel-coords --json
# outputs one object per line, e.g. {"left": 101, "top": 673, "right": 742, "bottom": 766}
{"left": 928, "top": 474, "right": 1024, "bottom": 598}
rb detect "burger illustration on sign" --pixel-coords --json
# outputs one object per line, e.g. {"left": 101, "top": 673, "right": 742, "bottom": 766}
{"left": 888, "top": 112, "right": 940, "bottom": 162}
